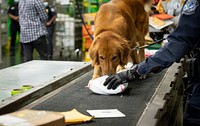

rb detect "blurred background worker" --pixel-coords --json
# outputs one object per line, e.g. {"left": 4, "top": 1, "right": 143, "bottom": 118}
{"left": 43, "top": 0, "right": 57, "bottom": 59}
{"left": 19, "top": 0, "right": 48, "bottom": 62}
{"left": 7, "top": 0, "right": 23, "bottom": 56}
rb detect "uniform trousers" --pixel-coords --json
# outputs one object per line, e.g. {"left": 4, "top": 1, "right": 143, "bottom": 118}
{"left": 184, "top": 82, "right": 200, "bottom": 126}
{"left": 10, "top": 23, "right": 20, "bottom": 55}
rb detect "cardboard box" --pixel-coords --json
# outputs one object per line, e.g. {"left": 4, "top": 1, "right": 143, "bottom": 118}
{"left": 0, "top": 109, "right": 65, "bottom": 126}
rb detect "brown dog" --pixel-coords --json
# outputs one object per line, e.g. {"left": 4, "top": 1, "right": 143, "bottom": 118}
{"left": 89, "top": 0, "right": 150, "bottom": 79}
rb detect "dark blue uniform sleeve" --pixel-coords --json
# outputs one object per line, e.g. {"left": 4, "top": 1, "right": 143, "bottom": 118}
{"left": 137, "top": 0, "right": 200, "bottom": 75}
{"left": 7, "top": 4, "right": 16, "bottom": 15}
{"left": 50, "top": 7, "right": 57, "bottom": 16}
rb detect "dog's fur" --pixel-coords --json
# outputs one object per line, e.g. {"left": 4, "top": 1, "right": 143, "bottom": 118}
{"left": 89, "top": 0, "right": 150, "bottom": 79}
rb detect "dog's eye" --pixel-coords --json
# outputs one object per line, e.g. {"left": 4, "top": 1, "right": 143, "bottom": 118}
{"left": 100, "top": 56, "right": 105, "bottom": 60}
{"left": 112, "top": 56, "right": 117, "bottom": 60}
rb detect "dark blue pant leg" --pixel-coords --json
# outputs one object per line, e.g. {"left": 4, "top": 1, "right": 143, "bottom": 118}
{"left": 10, "top": 24, "right": 18, "bottom": 56}
{"left": 47, "top": 26, "right": 54, "bottom": 58}
{"left": 184, "top": 83, "right": 200, "bottom": 126}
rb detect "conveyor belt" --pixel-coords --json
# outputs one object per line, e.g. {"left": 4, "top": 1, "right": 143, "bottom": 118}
{"left": 28, "top": 69, "right": 167, "bottom": 126}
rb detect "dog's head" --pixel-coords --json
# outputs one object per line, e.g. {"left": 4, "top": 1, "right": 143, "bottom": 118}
{"left": 89, "top": 32, "right": 131, "bottom": 76}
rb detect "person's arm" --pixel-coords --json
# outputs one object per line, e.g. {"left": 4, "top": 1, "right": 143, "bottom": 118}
{"left": 7, "top": 6, "right": 19, "bottom": 22}
{"left": 138, "top": 0, "right": 200, "bottom": 75}
{"left": 47, "top": 15, "right": 57, "bottom": 26}
{"left": 8, "top": 13, "right": 19, "bottom": 22}
{"left": 104, "top": 0, "right": 200, "bottom": 89}
{"left": 47, "top": 7, "right": 57, "bottom": 26}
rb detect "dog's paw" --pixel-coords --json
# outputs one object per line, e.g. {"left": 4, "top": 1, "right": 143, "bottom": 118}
{"left": 92, "top": 75, "right": 101, "bottom": 80}
{"left": 116, "top": 65, "right": 125, "bottom": 72}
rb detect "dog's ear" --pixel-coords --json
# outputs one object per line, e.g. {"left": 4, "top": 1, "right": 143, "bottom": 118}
{"left": 88, "top": 38, "right": 100, "bottom": 66}
{"left": 119, "top": 39, "right": 131, "bottom": 65}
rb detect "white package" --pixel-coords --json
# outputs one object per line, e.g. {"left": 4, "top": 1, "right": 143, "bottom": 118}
{"left": 86, "top": 75, "right": 128, "bottom": 95}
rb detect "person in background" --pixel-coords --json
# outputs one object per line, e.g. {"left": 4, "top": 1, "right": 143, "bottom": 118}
{"left": 43, "top": 0, "right": 57, "bottom": 59}
{"left": 103, "top": 0, "right": 200, "bottom": 125}
{"left": 19, "top": 0, "right": 48, "bottom": 62}
{"left": 7, "top": 0, "right": 23, "bottom": 56}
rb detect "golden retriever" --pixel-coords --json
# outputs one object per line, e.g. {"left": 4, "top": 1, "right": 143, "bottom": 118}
{"left": 89, "top": 0, "right": 150, "bottom": 79}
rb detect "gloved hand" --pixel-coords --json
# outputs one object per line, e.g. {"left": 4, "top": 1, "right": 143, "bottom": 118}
{"left": 103, "top": 65, "right": 140, "bottom": 90}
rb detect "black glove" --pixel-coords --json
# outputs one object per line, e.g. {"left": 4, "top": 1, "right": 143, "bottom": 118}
{"left": 103, "top": 65, "right": 140, "bottom": 90}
